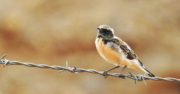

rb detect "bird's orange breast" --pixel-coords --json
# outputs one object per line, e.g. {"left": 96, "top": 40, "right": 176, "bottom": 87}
{"left": 95, "top": 38, "right": 124, "bottom": 66}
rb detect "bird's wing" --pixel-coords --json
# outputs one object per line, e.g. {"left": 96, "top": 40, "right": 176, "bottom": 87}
{"left": 120, "top": 44, "right": 144, "bottom": 66}
{"left": 102, "top": 37, "right": 144, "bottom": 67}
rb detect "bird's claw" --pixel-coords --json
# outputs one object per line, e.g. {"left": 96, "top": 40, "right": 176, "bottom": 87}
{"left": 102, "top": 71, "right": 108, "bottom": 79}
{"left": 119, "top": 74, "right": 125, "bottom": 79}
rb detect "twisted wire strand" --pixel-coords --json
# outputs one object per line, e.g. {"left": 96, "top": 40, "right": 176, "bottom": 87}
{"left": 0, "top": 54, "right": 180, "bottom": 83}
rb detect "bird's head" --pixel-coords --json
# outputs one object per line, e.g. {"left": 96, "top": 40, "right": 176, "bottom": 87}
{"left": 97, "top": 25, "right": 114, "bottom": 38}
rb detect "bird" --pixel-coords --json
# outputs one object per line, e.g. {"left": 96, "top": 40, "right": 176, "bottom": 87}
{"left": 95, "top": 25, "right": 155, "bottom": 78}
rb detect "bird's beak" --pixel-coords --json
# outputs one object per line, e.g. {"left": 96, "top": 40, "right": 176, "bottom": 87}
{"left": 97, "top": 27, "right": 101, "bottom": 30}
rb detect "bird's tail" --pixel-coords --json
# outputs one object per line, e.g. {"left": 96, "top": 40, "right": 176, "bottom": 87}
{"left": 143, "top": 68, "right": 156, "bottom": 77}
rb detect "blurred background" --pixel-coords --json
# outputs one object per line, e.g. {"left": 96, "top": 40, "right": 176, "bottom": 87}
{"left": 0, "top": 0, "right": 180, "bottom": 94}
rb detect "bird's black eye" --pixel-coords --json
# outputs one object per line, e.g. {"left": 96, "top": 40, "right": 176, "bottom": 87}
{"left": 100, "top": 29, "right": 113, "bottom": 37}
{"left": 102, "top": 29, "right": 111, "bottom": 33}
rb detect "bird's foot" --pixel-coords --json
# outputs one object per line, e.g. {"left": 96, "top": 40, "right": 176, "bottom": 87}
{"left": 119, "top": 74, "right": 125, "bottom": 79}
{"left": 102, "top": 71, "right": 108, "bottom": 79}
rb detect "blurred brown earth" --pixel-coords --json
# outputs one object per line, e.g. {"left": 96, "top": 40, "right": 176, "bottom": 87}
{"left": 0, "top": 0, "right": 180, "bottom": 94}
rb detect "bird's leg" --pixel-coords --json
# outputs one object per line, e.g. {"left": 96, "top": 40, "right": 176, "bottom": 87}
{"left": 103, "top": 66, "right": 120, "bottom": 79}
{"left": 119, "top": 65, "right": 127, "bottom": 79}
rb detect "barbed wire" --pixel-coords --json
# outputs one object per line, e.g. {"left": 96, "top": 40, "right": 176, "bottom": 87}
{"left": 0, "top": 54, "right": 180, "bottom": 85}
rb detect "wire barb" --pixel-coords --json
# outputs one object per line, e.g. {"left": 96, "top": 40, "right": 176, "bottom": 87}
{"left": 3, "top": 59, "right": 10, "bottom": 67}
{"left": 0, "top": 54, "right": 8, "bottom": 67}
{"left": 129, "top": 72, "right": 137, "bottom": 84}
{"left": 0, "top": 54, "right": 180, "bottom": 85}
